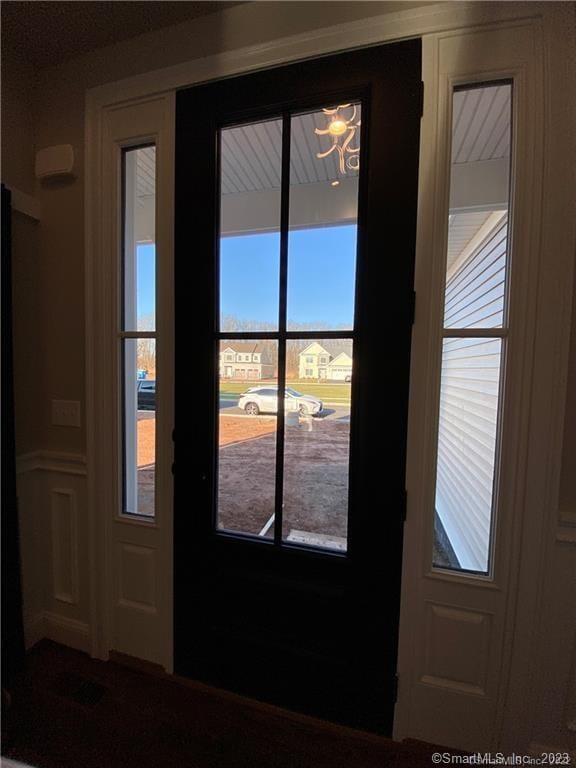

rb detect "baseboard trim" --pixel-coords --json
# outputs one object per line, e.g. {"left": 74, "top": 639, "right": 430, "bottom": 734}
{"left": 24, "top": 612, "right": 46, "bottom": 650}
{"left": 44, "top": 611, "right": 91, "bottom": 653}
{"left": 17, "top": 450, "right": 87, "bottom": 476}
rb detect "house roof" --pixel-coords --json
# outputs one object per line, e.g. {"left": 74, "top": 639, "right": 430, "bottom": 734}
{"left": 327, "top": 352, "right": 352, "bottom": 367}
{"left": 220, "top": 342, "right": 264, "bottom": 353}
{"left": 299, "top": 342, "right": 329, "bottom": 357}
{"left": 298, "top": 340, "right": 353, "bottom": 358}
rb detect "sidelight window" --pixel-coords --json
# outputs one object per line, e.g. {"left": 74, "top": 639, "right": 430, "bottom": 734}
{"left": 432, "top": 83, "right": 513, "bottom": 574}
{"left": 120, "top": 145, "right": 157, "bottom": 518}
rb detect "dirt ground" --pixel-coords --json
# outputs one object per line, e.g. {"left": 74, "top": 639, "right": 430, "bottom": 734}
{"left": 136, "top": 413, "right": 155, "bottom": 515}
{"left": 136, "top": 413, "right": 351, "bottom": 547}
{"left": 136, "top": 411, "right": 276, "bottom": 469}
{"left": 217, "top": 416, "right": 350, "bottom": 545}
{"left": 135, "top": 414, "right": 279, "bottom": 516}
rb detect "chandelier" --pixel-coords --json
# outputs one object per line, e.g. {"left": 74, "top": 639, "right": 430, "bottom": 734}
{"left": 314, "top": 104, "right": 361, "bottom": 177}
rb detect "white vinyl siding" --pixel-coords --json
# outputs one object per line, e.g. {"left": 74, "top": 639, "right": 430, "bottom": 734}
{"left": 436, "top": 336, "right": 502, "bottom": 570}
{"left": 445, "top": 215, "right": 508, "bottom": 329}
{"left": 435, "top": 214, "right": 508, "bottom": 572}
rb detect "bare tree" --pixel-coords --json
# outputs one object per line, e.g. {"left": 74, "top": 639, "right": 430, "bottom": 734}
{"left": 136, "top": 313, "right": 156, "bottom": 374}
{"left": 221, "top": 314, "right": 351, "bottom": 380}
{"left": 137, "top": 338, "right": 156, "bottom": 373}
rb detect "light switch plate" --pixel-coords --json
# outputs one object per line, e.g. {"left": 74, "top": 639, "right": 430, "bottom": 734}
{"left": 52, "top": 399, "right": 81, "bottom": 427}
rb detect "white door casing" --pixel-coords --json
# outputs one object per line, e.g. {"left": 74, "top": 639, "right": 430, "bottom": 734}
{"left": 87, "top": 95, "right": 175, "bottom": 668}
{"left": 85, "top": 2, "right": 575, "bottom": 750}
{"left": 396, "top": 22, "right": 546, "bottom": 750}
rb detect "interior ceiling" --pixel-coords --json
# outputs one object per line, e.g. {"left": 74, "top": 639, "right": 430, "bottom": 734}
{"left": 1, "top": 1, "right": 244, "bottom": 69}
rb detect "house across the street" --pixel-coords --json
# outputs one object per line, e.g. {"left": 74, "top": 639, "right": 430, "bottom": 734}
{"left": 219, "top": 342, "right": 275, "bottom": 380}
{"left": 298, "top": 342, "right": 353, "bottom": 381}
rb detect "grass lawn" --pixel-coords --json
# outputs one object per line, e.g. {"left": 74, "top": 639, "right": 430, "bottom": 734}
{"left": 220, "top": 379, "right": 351, "bottom": 402}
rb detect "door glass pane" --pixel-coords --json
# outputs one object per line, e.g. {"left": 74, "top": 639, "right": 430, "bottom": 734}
{"left": 433, "top": 82, "right": 512, "bottom": 574}
{"left": 219, "top": 119, "right": 282, "bottom": 332}
{"left": 287, "top": 105, "right": 361, "bottom": 331}
{"left": 123, "top": 146, "right": 156, "bottom": 332}
{"left": 282, "top": 339, "right": 353, "bottom": 552}
{"left": 217, "top": 340, "right": 278, "bottom": 537}
{"left": 434, "top": 338, "right": 503, "bottom": 572}
{"left": 445, "top": 83, "right": 511, "bottom": 329}
{"left": 123, "top": 338, "right": 156, "bottom": 517}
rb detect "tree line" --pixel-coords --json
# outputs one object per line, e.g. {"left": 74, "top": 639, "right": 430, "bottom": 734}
{"left": 221, "top": 314, "right": 352, "bottom": 377}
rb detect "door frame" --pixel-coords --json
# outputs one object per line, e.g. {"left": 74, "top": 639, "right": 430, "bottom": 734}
{"left": 85, "top": 1, "right": 576, "bottom": 751}
{"left": 173, "top": 40, "right": 422, "bottom": 732}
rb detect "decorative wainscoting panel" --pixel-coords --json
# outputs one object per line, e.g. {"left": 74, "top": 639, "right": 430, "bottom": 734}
{"left": 421, "top": 602, "right": 491, "bottom": 696}
{"left": 17, "top": 451, "right": 90, "bottom": 653}
{"left": 111, "top": 515, "right": 164, "bottom": 664}
{"left": 118, "top": 542, "right": 157, "bottom": 614}
{"left": 51, "top": 488, "right": 79, "bottom": 604}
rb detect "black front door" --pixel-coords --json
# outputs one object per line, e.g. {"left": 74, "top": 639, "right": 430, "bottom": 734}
{"left": 174, "top": 39, "right": 422, "bottom": 734}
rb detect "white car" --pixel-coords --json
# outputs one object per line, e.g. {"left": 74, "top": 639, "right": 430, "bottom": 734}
{"left": 238, "top": 386, "right": 323, "bottom": 416}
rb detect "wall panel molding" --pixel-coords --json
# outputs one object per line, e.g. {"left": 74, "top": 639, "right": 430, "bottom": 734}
{"left": 421, "top": 602, "right": 492, "bottom": 697}
{"left": 17, "top": 450, "right": 87, "bottom": 476}
{"left": 23, "top": 611, "right": 90, "bottom": 654}
{"left": 117, "top": 542, "right": 157, "bottom": 614}
{"left": 44, "top": 611, "right": 90, "bottom": 653}
{"left": 17, "top": 452, "right": 91, "bottom": 657}
{"left": 51, "top": 488, "right": 80, "bottom": 604}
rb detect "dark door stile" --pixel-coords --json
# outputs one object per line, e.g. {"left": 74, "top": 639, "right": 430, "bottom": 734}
{"left": 174, "top": 40, "right": 422, "bottom": 734}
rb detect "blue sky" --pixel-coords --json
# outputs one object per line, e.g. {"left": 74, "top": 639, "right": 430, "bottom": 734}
{"left": 137, "top": 225, "right": 358, "bottom": 328}
{"left": 220, "top": 224, "right": 357, "bottom": 328}
{"left": 137, "top": 243, "right": 156, "bottom": 320}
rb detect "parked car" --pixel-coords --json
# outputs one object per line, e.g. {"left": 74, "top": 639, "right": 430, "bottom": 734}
{"left": 238, "top": 386, "right": 322, "bottom": 416}
{"left": 137, "top": 379, "right": 156, "bottom": 410}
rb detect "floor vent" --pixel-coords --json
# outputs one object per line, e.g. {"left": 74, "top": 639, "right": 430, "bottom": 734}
{"left": 51, "top": 672, "right": 107, "bottom": 706}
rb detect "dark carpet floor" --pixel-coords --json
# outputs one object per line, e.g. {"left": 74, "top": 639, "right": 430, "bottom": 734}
{"left": 4, "top": 640, "right": 446, "bottom": 768}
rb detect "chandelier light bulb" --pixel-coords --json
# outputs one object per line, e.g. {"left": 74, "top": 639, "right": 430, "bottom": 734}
{"left": 315, "top": 104, "right": 361, "bottom": 177}
{"left": 328, "top": 119, "right": 348, "bottom": 136}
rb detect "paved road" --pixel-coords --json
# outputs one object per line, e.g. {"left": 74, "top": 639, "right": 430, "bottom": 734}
{"left": 138, "top": 400, "right": 351, "bottom": 421}
{"left": 219, "top": 395, "right": 350, "bottom": 421}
